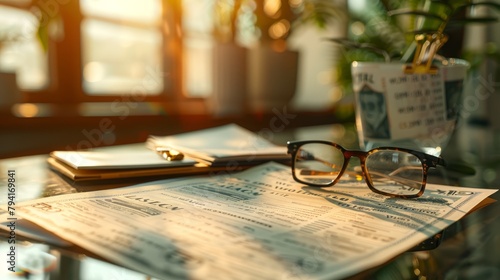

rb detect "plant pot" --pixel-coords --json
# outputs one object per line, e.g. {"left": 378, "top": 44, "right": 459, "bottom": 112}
{"left": 209, "top": 43, "right": 248, "bottom": 116}
{"left": 248, "top": 46, "right": 299, "bottom": 113}
{"left": 351, "top": 58, "right": 469, "bottom": 156}
{"left": 0, "top": 71, "right": 21, "bottom": 109}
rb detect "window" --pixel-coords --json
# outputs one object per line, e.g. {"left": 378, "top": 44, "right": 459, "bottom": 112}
{"left": 182, "top": 0, "right": 214, "bottom": 97}
{"left": 0, "top": 0, "right": 347, "bottom": 115}
{"left": 0, "top": 2, "right": 48, "bottom": 90}
{"left": 80, "top": 0, "right": 164, "bottom": 95}
{"left": 0, "top": 0, "right": 181, "bottom": 106}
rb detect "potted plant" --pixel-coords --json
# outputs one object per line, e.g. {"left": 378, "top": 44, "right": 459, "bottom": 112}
{"left": 0, "top": 4, "right": 55, "bottom": 110}
{"left": 0, "top": 20, "right": 23, "bottom": 109}
{"left": 246, "top": 0, "right": 302, "bottom": 113}
{"left": 331, "top": 0, "right": 500, "bottom": 91}
{"left": 327, "top": 0, "right": 500, "bottom": 155}
{"left": 210, "top": 0, "right": 248, "bottom": 116}
{"left": 209, "top": 0, "right": 343, "bottom": 114}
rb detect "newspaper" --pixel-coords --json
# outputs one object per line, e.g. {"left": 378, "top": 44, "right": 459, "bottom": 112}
{"left": 4, "top": 162, "right": 497, "bottom": 279}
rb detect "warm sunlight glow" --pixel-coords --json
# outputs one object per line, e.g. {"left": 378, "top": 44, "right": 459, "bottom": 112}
{"left": 80, "top": 3, "right": 163, "bottom": 95}
{"left": 264, "top": 0, "right": 282, "bottom": 18}
{"left": 16, "top": 103, "right": 39, "bottom": 118}
{"left": 83, "top": 62, "right": 106, "bottom": 83}
{"left": 269, "top": 19, "right": 290, "bottom": 40}
{"left": 0, "top": 6, "right": 48, "bottom": 90}
{"left": 81, "top": 0, "right": 162, "bottom": 24}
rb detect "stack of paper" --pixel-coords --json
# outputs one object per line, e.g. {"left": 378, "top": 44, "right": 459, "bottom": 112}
{"left": 48, "top": 146, "right": 207, "bottom": 181}
{"left": 49, "top": 124, "right": 289, "bottom": 181}
{"left": 146, "top": 123, "right": 289, "bottom": 166}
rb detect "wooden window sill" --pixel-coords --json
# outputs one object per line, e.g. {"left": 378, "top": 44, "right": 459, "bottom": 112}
{"left": 0, "top": 102, "right": 344, "bottom": 159}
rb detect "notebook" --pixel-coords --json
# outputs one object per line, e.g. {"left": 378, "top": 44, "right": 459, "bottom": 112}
{"left": 49, "top": 124, "right": 289, "bottom": 181}
{"left": 146, "top": 124, "right": 289, "bottom": 166}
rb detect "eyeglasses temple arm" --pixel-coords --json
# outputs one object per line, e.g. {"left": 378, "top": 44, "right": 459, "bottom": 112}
{"left": 435, "top": 157, "right": 447, "bottom": 167}
{"left": 368, "top": 170, "right": 423, "bottom": 190}
{"left": 423, "top": 155, "right": 446, "bottom": 168}
{"left": 294, "top": 152, "right": 340, "bottom": 169}
{"left": 299, "top": 169, "right": 422, "bottom": 190}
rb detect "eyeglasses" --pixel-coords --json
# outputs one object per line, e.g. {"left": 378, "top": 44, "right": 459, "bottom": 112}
{"left": 286, "top": 141, "right": 447, "bottom": 199}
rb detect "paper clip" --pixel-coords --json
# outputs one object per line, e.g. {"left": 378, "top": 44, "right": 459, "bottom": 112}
{"left": 405, "top": 32, "right": 448, "bottom": 74}
{"left": 155, "top": 146, "right": 184, "bottom": 161}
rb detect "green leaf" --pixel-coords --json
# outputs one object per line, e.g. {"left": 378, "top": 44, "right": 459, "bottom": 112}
{"left": 325, "top": 38, "right": 391, "bottom": 62}
{"left": 36, "top": 22, "right": 49, "bottom": 53}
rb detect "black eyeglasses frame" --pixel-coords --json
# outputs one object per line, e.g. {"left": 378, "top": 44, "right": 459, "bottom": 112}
{"left": 286, "top": 140, "right": 447, "bottom": 199}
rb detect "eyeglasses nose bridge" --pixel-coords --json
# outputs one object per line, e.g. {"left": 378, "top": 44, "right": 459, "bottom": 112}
{"left": 343, "top": 150, "right": 369, "bottom": 162}
{"left": 342, "top": 150, "right": 370, "bottom": 176}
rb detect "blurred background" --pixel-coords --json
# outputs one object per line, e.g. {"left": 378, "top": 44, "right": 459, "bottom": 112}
{"left": 0, "top": 2, "right": 499, "bottom": 279}
{"left": 0, "top": 0, "right": 499, "bottom": 168}
{"left": 0, "top": 0, "right": 349, "bottom": 158}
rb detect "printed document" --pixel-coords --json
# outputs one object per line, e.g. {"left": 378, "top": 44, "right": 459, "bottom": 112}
{"left": 7, "top": 162, "right": 497, "bottom": 279}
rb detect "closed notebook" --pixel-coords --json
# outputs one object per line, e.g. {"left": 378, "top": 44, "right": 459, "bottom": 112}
{"left": 47, "top": 157, "right": 228, "bottom": 182}
{"left": 50, "top": 147, "right": 196, "bottom": 170}
{"left": 49, "top": 124, "right": 288, "bottom": 181}
{"left": 48, "top": 145, "right": 210, "bottom": 181}
{"left": 147, "top": 124, "right": 289, "bottom": 166}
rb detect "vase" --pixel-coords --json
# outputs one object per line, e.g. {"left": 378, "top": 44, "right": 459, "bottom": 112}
{"left": 247, "top": 46, "right": 299, "bottom": 113}
{"left": 209, "top": 43, "right": 248, "bottom": 116}
{"left": 0, "top": 71, "right": 21, "bottom": 109}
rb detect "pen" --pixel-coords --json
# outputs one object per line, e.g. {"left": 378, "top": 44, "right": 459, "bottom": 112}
{"left": 155, "top": 146, "right": 184, "bottom": 161}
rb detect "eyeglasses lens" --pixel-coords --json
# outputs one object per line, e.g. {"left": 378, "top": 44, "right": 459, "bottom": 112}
{"left": 365, "top": 150, "right": 424, "bottom": 196}
{"left": 294, "top": 143, "right": 344, "bottom": 186}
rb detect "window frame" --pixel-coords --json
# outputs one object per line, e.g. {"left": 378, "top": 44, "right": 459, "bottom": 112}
{"left": 2, "top": 0, "right": 207, "bottom": 114}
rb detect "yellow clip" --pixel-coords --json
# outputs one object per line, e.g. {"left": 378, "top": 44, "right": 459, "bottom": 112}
{"left": 155, "top": 147, "right": 184, "bottom": 161}
{"left": 405, "top": 32, "right": 448, "bottom": 74}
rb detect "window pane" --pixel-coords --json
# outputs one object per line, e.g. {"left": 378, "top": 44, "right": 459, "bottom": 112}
{"left": 182, "top": 0, "right": 214, "bottom": 97}
{"left": 81, "top": 0, "right": 162, "bottom": 25}
{"left": 182, "top": 0, "right": 213, "bottom": 33}
{"left": 81, "top": 19, "right": 163, "bottom": 95}
{"left": 0, "top": 5, "right": 49, "bottom": 90}
{"left": 184, "top": 37, "right": 212, "bottom": 97}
